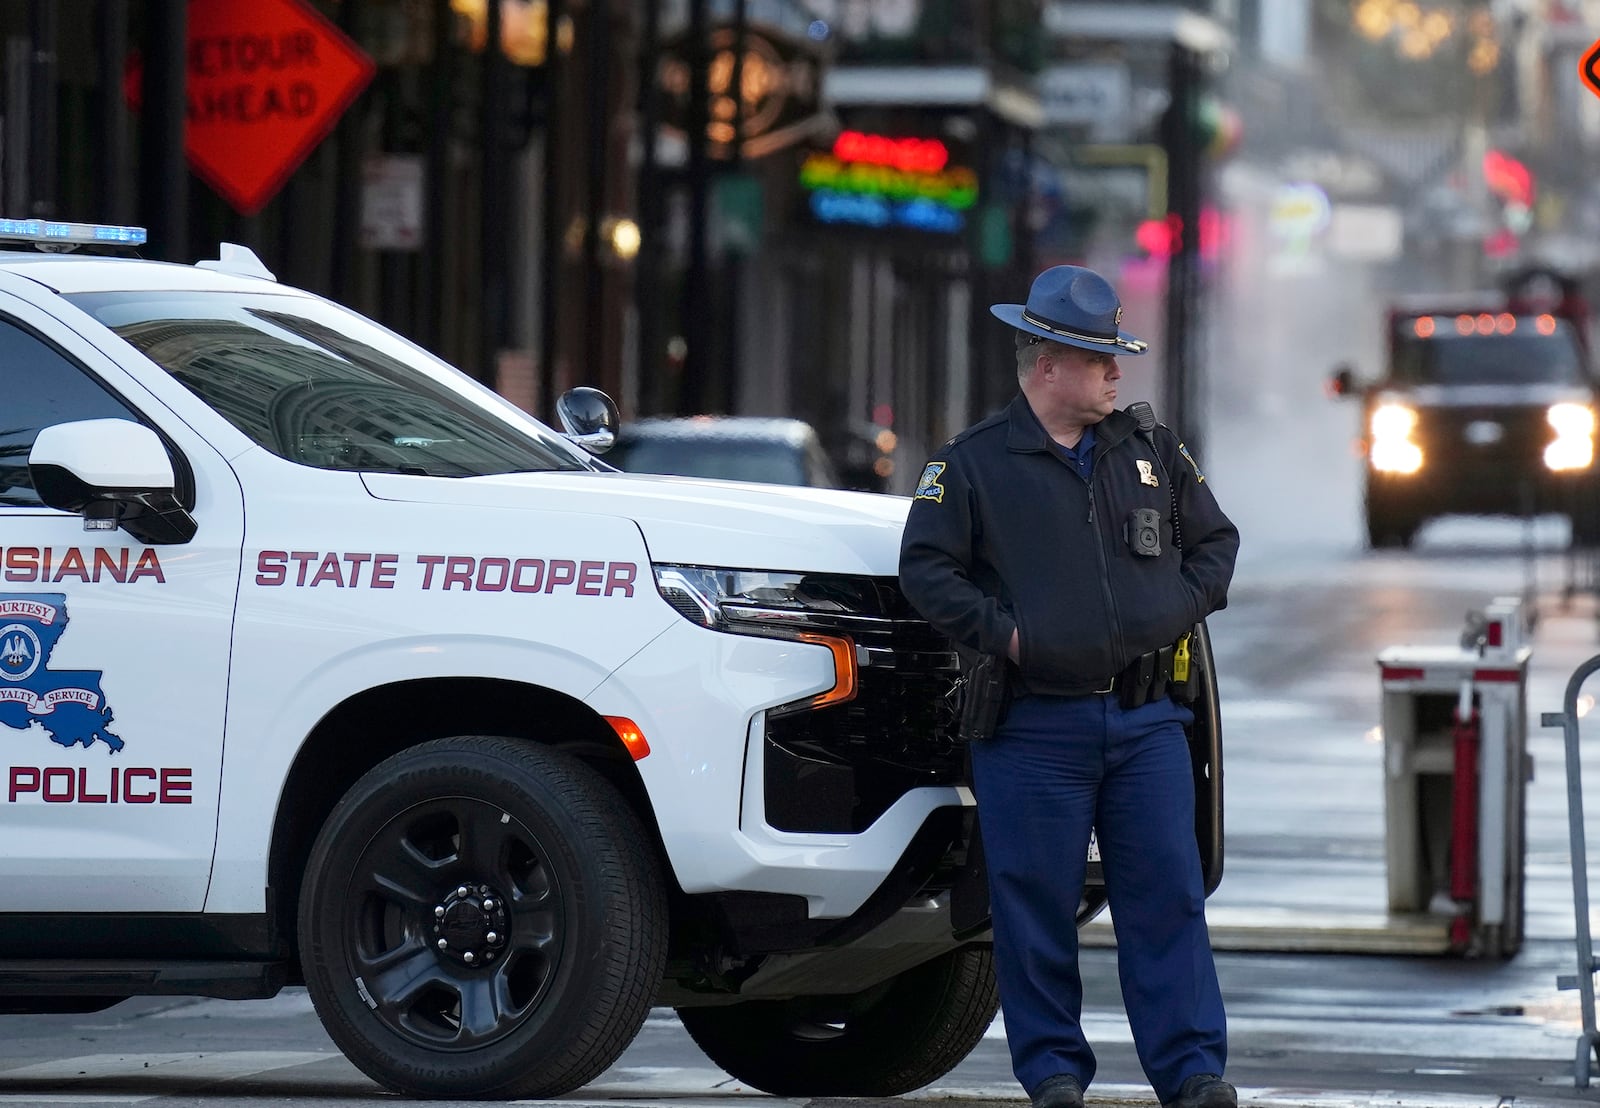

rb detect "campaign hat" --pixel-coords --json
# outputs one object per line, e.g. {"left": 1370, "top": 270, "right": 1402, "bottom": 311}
{"left": 990, "top": 265, "right": 1149, "bottom": 355}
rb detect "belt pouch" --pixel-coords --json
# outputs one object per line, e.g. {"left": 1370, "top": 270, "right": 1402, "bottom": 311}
{"left": 1150, "top": 645, "right": 1174, "bottom": 701}
{"left": 1119, "top": 651, "right": 1156, "bottom": 710}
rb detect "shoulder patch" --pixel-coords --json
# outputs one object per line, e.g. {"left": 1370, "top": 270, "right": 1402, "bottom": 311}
{"left": 915, "top": 462, "right": 948, "bottom": 502}
{"left": 1178, "top": 442, "right": 1205, "bottom": 483}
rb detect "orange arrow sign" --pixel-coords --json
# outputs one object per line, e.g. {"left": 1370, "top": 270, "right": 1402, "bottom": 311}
{"left": 1582, "top": 37, "right": 1600, "bottom": 102}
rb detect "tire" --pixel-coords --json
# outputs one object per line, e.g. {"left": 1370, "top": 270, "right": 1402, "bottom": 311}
{"left": 676, "top": 945, "right": 998, "bottom": 1096}
{"left": 1365, "top": 494, "right": 1418, "bottom": 549}
{"left": 1079, "top": 887, "right": 1110, "bottom": 926}
{"left": 297, "top": 736, "right": 666, "bottom": 1100}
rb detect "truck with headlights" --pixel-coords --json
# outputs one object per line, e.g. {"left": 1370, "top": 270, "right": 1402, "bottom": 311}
{"left": 1329, "top": 286, "right": 1599, "bottom": 548}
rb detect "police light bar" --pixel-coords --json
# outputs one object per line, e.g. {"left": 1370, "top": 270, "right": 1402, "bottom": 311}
{"left": 0, "top": 218, "right": 147, "bottom": 247}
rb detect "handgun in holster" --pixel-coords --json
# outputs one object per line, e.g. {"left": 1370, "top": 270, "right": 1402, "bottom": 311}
{"left": 956, "top": 652, "right": 1012, "bottom": 743}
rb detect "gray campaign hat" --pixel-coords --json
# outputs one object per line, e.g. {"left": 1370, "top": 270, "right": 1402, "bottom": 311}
{"left": 990, "top": 265, "right": 1149, "bottom": 355}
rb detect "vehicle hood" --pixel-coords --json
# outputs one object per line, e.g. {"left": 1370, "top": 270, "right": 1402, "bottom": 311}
{"left": 362, "top": 470, "right": 911, "bottom": 575}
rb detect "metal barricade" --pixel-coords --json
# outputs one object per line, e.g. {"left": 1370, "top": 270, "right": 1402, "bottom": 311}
{"left": 1541, "top": 655, "right": 1600, "bottom": 1086}
{"left": 1378, "top": 598, "right": 1531, "bottom": 957}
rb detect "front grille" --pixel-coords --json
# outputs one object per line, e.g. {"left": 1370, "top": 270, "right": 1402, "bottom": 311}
{"left": 763, "top": 579, "right": 965, "bottom": 834}
{"left": 1416, "top": 404, "right": 1547, "bottom": 468}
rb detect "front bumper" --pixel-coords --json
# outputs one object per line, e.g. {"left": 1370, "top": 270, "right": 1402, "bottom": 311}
{"left": 586, "top": 618, "right": 970, "bottom": 919}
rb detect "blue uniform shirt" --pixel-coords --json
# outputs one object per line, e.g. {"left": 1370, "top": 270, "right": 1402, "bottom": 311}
{"left": 1048, "top": 424, "right": 1096, "bottom": 480}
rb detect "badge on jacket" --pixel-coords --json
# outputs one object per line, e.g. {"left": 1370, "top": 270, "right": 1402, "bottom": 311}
{"left": 915, "top": 462, "right": 947, "bottom": 502}
{"left": 1178, "top": 442, "right": 1206, "bottom": 483}
{"left": 1136, "top": 459, "right": 1160, "bottom": 487}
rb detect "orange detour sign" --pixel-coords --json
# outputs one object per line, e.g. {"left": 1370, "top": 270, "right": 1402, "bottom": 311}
{"left": 1582, "top": 37, "right": 1600, "bottom": 103}
{"left": 185, "top": 0, "right": 375, "bottom": 215}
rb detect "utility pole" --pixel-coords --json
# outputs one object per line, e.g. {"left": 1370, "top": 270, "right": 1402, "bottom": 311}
{"left": 95, "top": 0, "right": 132, "bottom": 225}
{"left": 140, "top": 0, "right": 189, "bottom": 261}
{"left": 538, "top": 0, "right": 568, "bottom": 418}
{"left": 480, "top": 0, "right": 508, "bottom": 387}
{"left": 636, "top": 0, "right": 662, "bottom": 413}
{"left": 28, "top": 0, "right": 57, "bottom": 219}
{"left": 682, "top": 0, "right": 711, "bottom": 413}
{"left": 582, "top": 0, "right": 609, "bottom": 384}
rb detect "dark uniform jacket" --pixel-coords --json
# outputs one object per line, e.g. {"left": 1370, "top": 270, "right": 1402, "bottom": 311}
{"left": 899, "top": 394, "right": 1240, "bottom": 696}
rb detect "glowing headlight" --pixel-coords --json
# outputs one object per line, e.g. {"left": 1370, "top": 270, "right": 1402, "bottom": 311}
{"left": 1548, "top": 402, "right": 1597, "bottom": 437}
{"left": 1370, "top": 403, "right": 1418, "bottom": 440}
{"left": 1545, "top": 403, "right": 1597, "bottom": 472}
{"left": 1368, "top": 402, "right": 1423, "bottom": 474}
{"left": 1545, "top": 439, "right": 1595, "bottom": 472}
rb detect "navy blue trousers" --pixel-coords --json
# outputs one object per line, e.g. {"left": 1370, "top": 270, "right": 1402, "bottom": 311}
{"left": 969, "top": 691, "right": 1226, "bottom": 1103}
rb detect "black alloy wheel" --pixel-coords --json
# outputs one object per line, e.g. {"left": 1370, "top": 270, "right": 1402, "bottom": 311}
{"left": 298, "top": 736, "right": 665, "bottom": 1100}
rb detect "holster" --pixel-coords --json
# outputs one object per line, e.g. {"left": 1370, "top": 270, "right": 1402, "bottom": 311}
{"left": 956, "top": 652, "right": 1012, "bottom": 743}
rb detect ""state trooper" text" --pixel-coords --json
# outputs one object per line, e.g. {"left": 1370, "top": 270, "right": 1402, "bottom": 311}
{"left": 255, "top": 552, "right": 637, "bottom": 596}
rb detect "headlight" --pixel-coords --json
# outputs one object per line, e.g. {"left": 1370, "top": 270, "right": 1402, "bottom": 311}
{"left": 652, "top": 565, "right": 874, "bottom": 712}
{"left": 1548, "top": 402, "right": 1597, "bottom": 437}
{"left": 1370, "top": 403, "right": 1418, "bottom": 440}
{"left": 1545, "top": 403, "right": 1597, "bottom": 472}
{"left": 1368, "top": 402, "right": 1423, "bottom": 474}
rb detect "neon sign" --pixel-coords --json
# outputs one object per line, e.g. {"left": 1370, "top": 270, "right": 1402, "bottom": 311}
{"left": 800, "top": 130, "right": 977, "bottom": 234}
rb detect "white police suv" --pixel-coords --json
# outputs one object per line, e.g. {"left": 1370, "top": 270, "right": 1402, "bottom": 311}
{"left": 0, "top": 220, "right": 1012, "bottom": 1099}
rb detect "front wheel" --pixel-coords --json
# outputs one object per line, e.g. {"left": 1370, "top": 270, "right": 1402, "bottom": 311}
{"left": 1365, "top": 491, "right": 1419, "bottom": 549}
{"left": 298, "top": 736, "right": 666, "bottom": 1100}
{"left": 676, "top": 945, "right": 998, "bottom": 1096}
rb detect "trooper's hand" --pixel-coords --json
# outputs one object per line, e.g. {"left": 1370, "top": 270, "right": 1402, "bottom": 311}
{"left": 1007, "top": 629, "right": 1020, "bottom": 664}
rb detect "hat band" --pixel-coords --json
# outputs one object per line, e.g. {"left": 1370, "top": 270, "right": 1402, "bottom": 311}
{"left": 1021, "top": 308, "right": 1118, "bottom": 345}
{"left": 1021, "top": 308, "right": 1148, "bottom": 353}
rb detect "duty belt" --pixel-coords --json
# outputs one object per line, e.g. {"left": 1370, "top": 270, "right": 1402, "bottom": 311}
{"left": 1097, "top": 634, "right": 1194, "bottom": 709}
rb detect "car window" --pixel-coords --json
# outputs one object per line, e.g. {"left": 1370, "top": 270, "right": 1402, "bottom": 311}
{"left": 1390, "top": 316, "right": 1587, "bottom": 386}
{"left": 0, "top": 318, "right": 142, "bottom": 508}
{"left": 612, "top": 437, "right": 809, "bottom": 485}
{"left": 67, "top": 291, "right": 591, "bottom": 477}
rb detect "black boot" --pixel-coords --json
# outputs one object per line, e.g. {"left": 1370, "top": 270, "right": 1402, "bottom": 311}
{"left": 1162, "top": 1073, "right": 1237, "bottom": 1108}
{"left": 1030, "top": 1074, "right": 1085, "bottom": 1108}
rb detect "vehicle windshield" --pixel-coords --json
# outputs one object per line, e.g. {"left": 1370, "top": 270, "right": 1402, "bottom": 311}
{"left": 1389, "top": 316, "right": 1587, "bottom": 386}
{"left": 66, "top": 290, "right": 593, "bottom": 476}
{"left": 611, "top": 437, "right": 811, "bottom": 486}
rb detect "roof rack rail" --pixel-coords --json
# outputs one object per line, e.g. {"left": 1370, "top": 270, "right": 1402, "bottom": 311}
{"left": 0, "top": 218, "right": 147, "bottom": 250}
{"left": 194, "top": 243, "right": 277, "bottom": 282}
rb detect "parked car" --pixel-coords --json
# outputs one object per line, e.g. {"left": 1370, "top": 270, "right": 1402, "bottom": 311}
{"left": 607, "top": 415, "right": 841, "bottom": 487}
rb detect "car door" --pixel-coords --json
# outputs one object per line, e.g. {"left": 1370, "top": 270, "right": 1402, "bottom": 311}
{"left": 0, "top": 303, "right": 242, "bottom": 911}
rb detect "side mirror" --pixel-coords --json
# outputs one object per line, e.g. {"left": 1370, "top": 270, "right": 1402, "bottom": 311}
{"left": 556, "top": 387, "right": 620, "bottom": 454}
{"left": 1326, "top": 364, "right": 1358, "bottom": 399}
{"left": 28, "top": 419, "right": 197, "bottom": 545}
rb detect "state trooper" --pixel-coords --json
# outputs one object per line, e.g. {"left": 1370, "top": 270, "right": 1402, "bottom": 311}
{"left": 899, "top": 265, "right": 1241, "bottom": 1108}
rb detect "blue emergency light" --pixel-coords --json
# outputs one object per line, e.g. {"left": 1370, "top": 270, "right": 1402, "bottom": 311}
{"left": 0, "top": 218, "right": 147, "bottom": 247}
